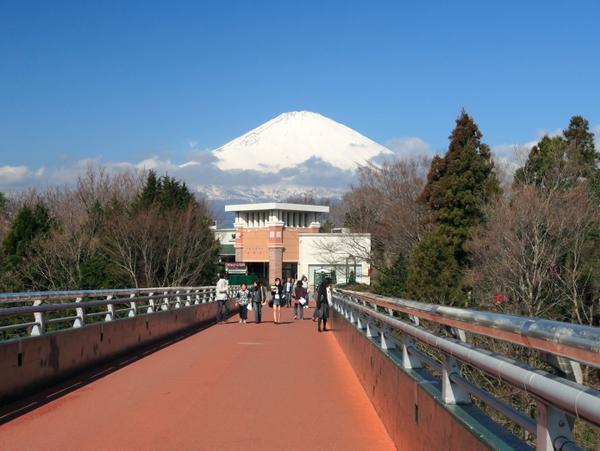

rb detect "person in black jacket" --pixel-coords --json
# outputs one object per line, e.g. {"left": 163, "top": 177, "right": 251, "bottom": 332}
{"left": 316, "top": 278, "right": 332, "bottom": 332}
{"left": 293, "top": 280, "right": 307, "bottom": 320}
{"left": 271, "top": 277, "right": 284, "bottom": 324}
{"left": 251, "top": 280, "right": 266, "bottom": 324}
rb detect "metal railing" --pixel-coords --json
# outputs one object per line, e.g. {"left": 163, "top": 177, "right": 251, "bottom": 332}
{"left": 333, "top": 290, "right": 600, "bottom": 451}
{"left": 0, "top": 286, "right": 237, "bottom": 338}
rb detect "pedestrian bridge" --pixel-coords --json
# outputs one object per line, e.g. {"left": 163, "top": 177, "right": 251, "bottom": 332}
{"left": 0, "top": 288, "right": 599, "bottom": 450}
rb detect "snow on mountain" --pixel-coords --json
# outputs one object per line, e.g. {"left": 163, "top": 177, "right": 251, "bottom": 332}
{"left": 212, "top": 111, "right": 391, "bottom": 173}
{"left": 198, "top": 183, "right": 346, "bottom": 202}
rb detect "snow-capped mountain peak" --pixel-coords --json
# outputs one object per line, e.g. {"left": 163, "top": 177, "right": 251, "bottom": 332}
{"left": 212, "top": 111, "right": 391, "bottom": 173}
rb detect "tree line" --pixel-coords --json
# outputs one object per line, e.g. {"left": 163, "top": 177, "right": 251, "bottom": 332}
{"left": 0, "top": 169, "right": 219, "bottom": 292}
{"left": 334, "top": 111, "right": 600, "bottom": 447}
{"left": 337, "top": 111, "right": 599, "bottom": 329}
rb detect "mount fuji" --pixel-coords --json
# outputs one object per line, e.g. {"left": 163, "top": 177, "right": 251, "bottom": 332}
{"left": 212, "top": 111, "right": 392, "bottom": 173}
{"left": 183, "top": 111, "right": 394, "bottom": 213}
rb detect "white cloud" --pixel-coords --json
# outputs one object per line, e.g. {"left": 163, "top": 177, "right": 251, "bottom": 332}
{"left": 4, "top": 124, "right": 596, "bottom": 198}
{"left": 0, "top": 149, "right": 355, "bottom": 203}
{"left": 0, "top": 165, "right": 32, "bottom": 184}
{"left": 383, "top": 137, "right": 434, "bottom": 158}
{"left": 492, "top": 140, "right": 537, "bottom": 172}
{"left": 536, "top": 128, "right": 563, "bottom": 139}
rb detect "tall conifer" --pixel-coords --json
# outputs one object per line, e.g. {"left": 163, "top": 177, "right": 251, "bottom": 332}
{"left": 405, "top": 111, "right": 499, "bottom": 305}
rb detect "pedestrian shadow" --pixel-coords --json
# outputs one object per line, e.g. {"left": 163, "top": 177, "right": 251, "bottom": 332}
{"left": 0, "top": 321, "right": 216, "bottom": 425}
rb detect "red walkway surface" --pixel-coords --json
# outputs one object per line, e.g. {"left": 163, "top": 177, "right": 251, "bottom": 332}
{"left": 0, "top": 307, "right": 395, "bottom": 451}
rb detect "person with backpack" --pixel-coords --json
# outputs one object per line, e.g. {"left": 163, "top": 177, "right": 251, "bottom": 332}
{"left": 215, "top": 274, "right": 230, "bottom": 324}
{"left": 236, "top": 283, "right": 251, "bottom": 324}
{"left": 251, "top": 280, "right": 266, "bottom": 324}
{"left": 271, "top": 277, "right": 284, "bottom": 324}
{"left": 316, "top": 278, "right": 332, "bottom": 332}
{"left": 293, "top": 280, "right": 307, "bottom": 320}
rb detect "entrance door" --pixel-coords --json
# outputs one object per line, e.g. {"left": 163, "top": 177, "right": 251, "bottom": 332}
{"left": 246, "top": 262, "right": 269, "bottom": 284}
{"left": 282, "top": 262, "right": 298, "bottom": 281}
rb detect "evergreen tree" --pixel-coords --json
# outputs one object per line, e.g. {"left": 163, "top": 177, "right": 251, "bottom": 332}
{"left": 564, "top": 115, "right": 599, "bottom": 177}
{"left": 405, "top": 111, "right": 499, "bottom": 305}
{"left": 514, "top": 115, "right": 599, "bottom": 189}
{"left": 419, "top": 110, "right": 499, "bottom": 259}
{"left": 374, "top": 254, "right": 408, "bottom": 297}
{"left": 405, "top": 232, "right": 463, "bottom": 305}
{"left": 138, "top": 170, "right": 159, "bottom": 209}
{"left": 3, "top": 203, "right": 52, "bottom": 267}
{"left": 135, "top": 171, "right": 195, "bottom": 213}
{"left": 513, "top": 136, "right": 567, "bottom": 188}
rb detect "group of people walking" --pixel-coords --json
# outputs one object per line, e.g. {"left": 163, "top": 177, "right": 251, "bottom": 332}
{"left": 215, "top": 274, "right": 332, "bottom": 332}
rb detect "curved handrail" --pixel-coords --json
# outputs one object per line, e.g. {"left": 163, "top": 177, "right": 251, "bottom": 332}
{"left": 332, "top": 293, "right": 600, "bottom": 431}
{"left": 336, "top": 290, "right": 600, "bottom": 368}
{"left": 0, "top": 287, "right": 217, "bottom": 303}
{"left": 0, "top": 286, "right": 234, "bottom": 338}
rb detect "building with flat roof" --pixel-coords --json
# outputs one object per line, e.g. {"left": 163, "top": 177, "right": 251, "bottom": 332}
{"left": 215, "top": 202, "right": 371, "bottom": 289}
{"left": 224, "top": 203, "right": 329, "bottom": 283}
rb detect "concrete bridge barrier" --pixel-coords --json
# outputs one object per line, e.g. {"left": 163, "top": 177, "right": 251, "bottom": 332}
{"left": 331, "top": 290, "right": 600, "bottom": 451}
{"left": 331, "top": 304, "right": 520, "bottom": 450}
{"left": 0, "top": 287, "right": 235, "bottom": 402}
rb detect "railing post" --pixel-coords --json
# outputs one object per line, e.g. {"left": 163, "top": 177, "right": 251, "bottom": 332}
{"left": 450, "top": 327, "right": 467, "bottom": 343}
{"left": 193, "top": 289, "right": 200, "bottom": 305}
{"left": 402, "top": 336, "right": 422, "bottom": 369}
{"left": 161, "top": 291, "right": 170, "bottom": 311}
{"left": 348, "top": 308, "right": 356, "bottom": 324}
{"left": 147, "top": 292, "right": 155, "bottom": 313}
{"left": 356, "top": 313, "right": 365, "bottom": 330}
{"left": 408, "top": 314, "right": 420, "bottom": 326}
{"left": 105, "top": 295, "right": 114, "bottom": 322}
{"left": 535, "top": 401, "right": 573, "bottom": 451}
{"left": 381, "top": 325, "right": 396, "bottom": 350}
{"left": 442, "top": 354, "right": 470, "bottom": 404}
{"left": 31, "top": 299, "right": 45, "bottom": 336}
{"left": 346, "top": 305, "right": 353, "bottom": 320}
{"left": 174, "top": 290, "right": 182, "bottom": 309}
{"left": 185, "top": 290, "right": 191, "bottom": 307}
{"left": 365, "top": 319, "right": 379, "bottom": 339}
{"left": 73, "top": 297, "right": 85, "bottom": 328}
{"left": 128, "top": 293, "right": 137, "bottom": 318}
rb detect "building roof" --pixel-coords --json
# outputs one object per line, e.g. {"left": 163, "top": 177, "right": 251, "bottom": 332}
{"left": 224, "top": 202, "right": 329, "bottom": 213}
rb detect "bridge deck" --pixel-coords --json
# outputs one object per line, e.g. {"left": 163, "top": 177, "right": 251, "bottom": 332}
{"left": 0, "top": 307, "right": 395, "bottom": 450}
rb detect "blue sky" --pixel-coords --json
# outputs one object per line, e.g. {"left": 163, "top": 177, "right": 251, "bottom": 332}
{"left": 1, "top": 1, "right": 599, "bottom": 190}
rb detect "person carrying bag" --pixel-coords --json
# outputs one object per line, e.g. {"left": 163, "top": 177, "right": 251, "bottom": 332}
{"left": 293, "top": 280, "right": 307, "bottom": 320}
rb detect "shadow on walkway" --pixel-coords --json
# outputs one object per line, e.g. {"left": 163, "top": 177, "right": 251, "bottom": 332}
{"left": 0, "top": 318, "right": 224, "bottom": 425}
